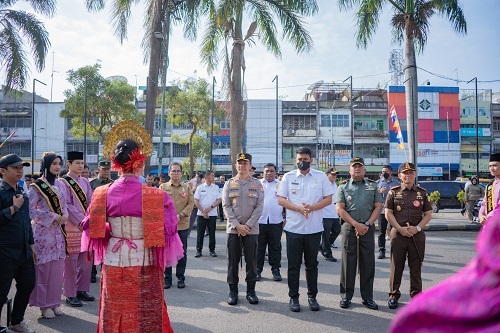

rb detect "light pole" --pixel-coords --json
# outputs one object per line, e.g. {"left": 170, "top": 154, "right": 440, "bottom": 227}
{"left": 467, "top": 77, "right": 479, "bottom": 175}
{"left": 32, "top": 78, "right": 46, "bottom": 175}
{"left": 272, "top": 75, "right": 278, "bottom": 166}
{"left": 210, "top": 76, "right": 216, "bottom": 170}
{"left": 83, "top": 76, "right": 88, "bottom": 165}
{"left": 404, "top": 76, "right": 418, "bottom": 168}
{"left": 343, "top": 76, "right": 353, "bottom": 158}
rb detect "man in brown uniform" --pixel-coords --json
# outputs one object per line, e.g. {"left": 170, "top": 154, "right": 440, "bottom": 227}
{"left": 160, "top": 162, "right": 194, "bottom": 289}
{"left": 385, "top": 162, "right": 432, "bottom": 309}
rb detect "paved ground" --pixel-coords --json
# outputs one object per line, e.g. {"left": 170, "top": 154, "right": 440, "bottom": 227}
{"left": 3, "top": 210, "right": 479, "bottom": 333}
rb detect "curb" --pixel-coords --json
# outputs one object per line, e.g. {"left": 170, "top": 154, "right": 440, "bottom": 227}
{"left": 425, "top": 223, "right": 481, "bottom": 231}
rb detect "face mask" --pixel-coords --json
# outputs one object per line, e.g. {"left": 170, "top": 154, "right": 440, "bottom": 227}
{"left": 383, "top": 172, "right": 390, "bottom": 179}
{"left": 297, "top": 161, "right": 311, "bottom": 171}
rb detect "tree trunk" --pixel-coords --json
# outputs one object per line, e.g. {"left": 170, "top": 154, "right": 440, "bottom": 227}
{"left": 404, "top": 18, "right": 419, "bottom": 169}
{"left": 229, "top": 12, "right": 245, "bottom": 176}
{"left": 189, "top": 128, "right": 196, "bottom": 178}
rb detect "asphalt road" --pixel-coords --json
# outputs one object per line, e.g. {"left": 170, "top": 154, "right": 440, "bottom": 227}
{"left": 4, "top": 215, "right": 478, "bottom": 333}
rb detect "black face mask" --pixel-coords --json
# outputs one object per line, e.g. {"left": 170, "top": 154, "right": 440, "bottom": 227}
{"left": 297, "top": 161, "right": 311, "bottom": 171}
{"left": 383, "top": 172, "right": 390, "bottom": 179}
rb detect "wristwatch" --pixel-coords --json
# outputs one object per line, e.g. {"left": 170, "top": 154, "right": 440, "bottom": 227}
{"left": 12, "top": 204, "right": 20, "bottom": 212}
{"left": 364, "top": 221, "right": 370, "bottom": 227}
{"left": 416, "top": 225, "right": 422, "bottom": 232}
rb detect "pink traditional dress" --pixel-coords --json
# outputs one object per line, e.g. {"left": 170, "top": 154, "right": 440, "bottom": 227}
{"left": 82, "top": 175, "right": 183, "bottom": 333}
{"left": 28, "top": 178, "right": 68, "bottom": 309}
{"left": 390, "top": 205, "right": 500, "bottom": 333}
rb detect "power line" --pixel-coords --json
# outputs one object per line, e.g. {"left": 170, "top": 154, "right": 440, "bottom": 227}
{"left": 417, "top": 67, "right": 500, "bottom": 83}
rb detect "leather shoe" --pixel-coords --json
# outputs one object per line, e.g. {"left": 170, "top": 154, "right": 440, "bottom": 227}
{"left": 388, "top": 299, "right": 398, "bottom": 309}
{"left": 339, "top": 298, "right": 351, "bottom": 308}
{"left": 164, "top": 280, "right": 172, "bottom": 289}
{"left": 66, "top": 297, "right": 83, "bottom": 307}
{"left": 289, "top": 297, "right": 300, "bottom": 312}
{"left": 378, "top": 249, "right": 386, "bottom": 259}
{"left": 246, "top": 291, "right": 259, "bottom": 304}
{"left": 195, "top": 251, "right": 202, "bottom": 258}
{"left": 325, "top": 256, "right": 337, "bottom": 262}
{"left": 76, "top": 291, "right": 95, "bottom": 301}
{"left": 362, "top": 299, "right": 379, "bottom": 310}
{"left": 209, "top": 251, "right": 218, "bottom": 257}
{"left": 256, "top": 272, "right": 261, "bottom": 281}
{"left": 271, "top": 269, "right": 282, "bottom": 281}
{"left": 177, "top": 280, "right": 185, "bottom": 289}
{"left": 227, "top": 291, "right": 238, "bottom": 305}
{"left": 308, "top": 297, "right": 320, "bottom": 311}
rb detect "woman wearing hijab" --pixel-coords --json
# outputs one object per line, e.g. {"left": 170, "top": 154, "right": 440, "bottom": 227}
{"left": 82, "top": 121, "right": 183, "bottom": 333}
{"left": 465, "top": 176, "right": 484, "bottom": 223}
{"left": 28, "top": 152, "right": 69, "bottom": 319}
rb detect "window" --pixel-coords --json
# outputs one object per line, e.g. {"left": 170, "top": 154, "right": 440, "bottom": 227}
{"left": 353, "top": 145, "right": 388, "bottom": 158}
{"left": 354, "top": 115, "right": 386, "bottom": 130}
{"left": 1, "top": 142, "right": 31, "bottom": 156}
{"left": 173, "top": 122, "right": 194, "bottom": 130}
{"left": 461, "top": 124, "right": 490, "bottom": 129}
{"left": 173, "top": 143, "right": 189, "bottom": 157}
{"left": 283, "top": 115, "right": 316, "bottom": 130}
{"left": 434, "top": 120, "right": 451, "bottom": 131}
{"left": 219, "top": 121, "right": 230, "bottom": 130}
{"left": 66, "top": 142, "right": 99, "bottom": 155}
{"left": 320, "top": 115, "right": 331, "bottom": 127}
{"left": 332, "top": 115, "right": 349, "bottom": 127}
{"left": 493, "top": 118, "right": 500, "bottom": 131}
{"left": 0, "top": 116, "right": 31, "bottom": 128}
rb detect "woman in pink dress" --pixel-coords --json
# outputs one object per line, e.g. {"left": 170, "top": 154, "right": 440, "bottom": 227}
{"left": 83, "top": 134, "right": 183, "bottom": 333}
{"left": 28, "top": 152, "right": 69, "bottom": 318}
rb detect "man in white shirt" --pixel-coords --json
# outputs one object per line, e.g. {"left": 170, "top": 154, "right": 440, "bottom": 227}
{"left": 277, "top": 147, "right": 333, "bottom": 312}
{"left": 320, "top": 168, "right": 340, "bottom": 262}
{"left": 257, "top": 163, "right": 284, "bottom": 282}
{"left": 194, "top": 170, "right": 221, "bottom": 258}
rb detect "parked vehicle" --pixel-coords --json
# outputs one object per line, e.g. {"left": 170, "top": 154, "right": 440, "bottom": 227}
{"left": 418, "top": 181, "right": 466, "bottom": 210}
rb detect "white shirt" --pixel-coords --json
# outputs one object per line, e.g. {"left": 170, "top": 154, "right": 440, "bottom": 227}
{"left": 323, "top": 181, "right": 339, "bottom": 218}
{"left": 194, "top": 183, "right": 222, "bottom": 216}
{"left": 277, "top": 168, "right": 333, "bottom": 234}
{"left": 258, "top": 179, "right": 284, "bottom": 225}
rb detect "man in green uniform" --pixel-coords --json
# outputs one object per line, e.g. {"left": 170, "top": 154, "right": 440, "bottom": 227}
{"left": 222, "top": 153, "right": 264, "bottom": 306}
{"left": 89, "top": 159, "right": 113, "bottom": 283}
{"left": 385, "top": 162, "right": 432, "bottom": 309}
{"left": 336, "top": 157, "right": 383, "bottom": 310}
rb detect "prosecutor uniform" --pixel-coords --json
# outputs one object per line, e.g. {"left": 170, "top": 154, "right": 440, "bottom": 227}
{"left": 385, "top": 162, "right": 432, "bottom": 309}
{"left": 336, "top": 157, "right": 382, "bottom": 310}
{"left": 223, "top": 153, "right": 264, "bottom": 306}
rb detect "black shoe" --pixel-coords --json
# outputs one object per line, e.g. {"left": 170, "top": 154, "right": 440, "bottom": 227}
{"left": 325, "top": 255, "right": 337, "bottom": 262}
{"left": 378, "top": 249, "right": 386, "bottom": 259}
{"left": 256, "top": 272, "right": 261, "bottom": 281}
{"left": 209, "top": 251, "right": 218, "bottom": 257}
{"left": 76, "top": 291, "right": 95, "bottom": 301}
{"left": 177, "top": 280, "right": 185, "bottom": 289}
{"left": 195, "top": 251, "right": 202, "bottom": 258}
{"left": 362, "top": 299, "right": 379, "bottom": 310}
{"left": 388, "top": 299, "right": 398, "bottom": 309}
{"left": 271, "top": 269, "right": 282, "bottom": 281}
{"left": 308, "top": 297, "right": 320, "bottom": 311}
{"left": 90, "top": 275, "right": 97, "bottom": 283}
{"left": 339, "top": 298, "right": 351, "bottom": 308}
{"left": 66, "top": 297, "right": 83, "bottom": 307}
{"left": 289, "top": 297, "right": 300, "bottom": 312}
{"left": 246, "top": 291, "right": 259, "bottom": 304}
{"left": 164, "top": 280, "right": 172, "bottom": 289}
{"left": 227, "top": 291, "right": 238, "bottom": 305}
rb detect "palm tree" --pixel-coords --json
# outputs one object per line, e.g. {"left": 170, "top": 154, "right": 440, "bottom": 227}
{"left": 194, "top": 0, "right": 318, "bottom": 174}
{"left": 0, "top": 0, "right": 55, "bottom": 91}
{"left": 338, "top": 0, "right": 466, "bottom": 167}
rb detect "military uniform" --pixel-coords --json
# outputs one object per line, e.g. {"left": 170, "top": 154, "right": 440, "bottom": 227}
{"left": 89, "top": 177, "right": 113, "bottom": 191}
{"left": 385, "top": 164, "right": 432, "bottom": 304}
{"left": 337, "top": 170, "right": 383, "bottom": 303}
{"left": 222, "top": 154, "right": 264, "bottom": 303}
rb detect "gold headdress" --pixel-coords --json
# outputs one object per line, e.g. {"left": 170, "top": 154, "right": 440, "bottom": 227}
{"left": 103, "top": 120, "right": 153, "bottom": 158}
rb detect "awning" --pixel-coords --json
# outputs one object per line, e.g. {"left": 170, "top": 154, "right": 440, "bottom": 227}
{"left": 149, "top": 167, "right": 168, "bottom": 174}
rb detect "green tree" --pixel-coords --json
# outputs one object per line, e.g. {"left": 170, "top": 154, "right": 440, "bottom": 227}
{"left": 194, "top": 0, "right": 318, "bottom": 174}
{"left": 338, "top": 0, "right": 466, "bottom": 167}
{"left": 166, "top": 77, "right": 226, "bottom": 177}
{"left": 0, "top": 0, "right": 55, "bottom": 91}
{"left": 60, "top": 64, "right": 141, "bottom": 147}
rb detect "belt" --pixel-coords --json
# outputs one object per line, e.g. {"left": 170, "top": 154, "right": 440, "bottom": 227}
{"left": 111, "top": 237, "right": 141, "bottom": 253}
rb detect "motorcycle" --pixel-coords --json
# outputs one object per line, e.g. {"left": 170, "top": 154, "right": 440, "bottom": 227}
{"left": 471, "top": 198, "right": 483, "bottom": 223}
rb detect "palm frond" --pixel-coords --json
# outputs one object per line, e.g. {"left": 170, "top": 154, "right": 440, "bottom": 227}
{"left": 200, "top": 8, "right": 225, "bottom": 73}
{"left": 84, "top": 0, "right": 106, "bottom": 12}
{"left": 26, "top": 0, "right": 57, "bottom": 17}
{"left": 355, "top": 0, "right": 383, "bottom": 49}
{"left": 109, "top": 0, "right": 139, "bottom": 43}
{"left": 432, "top": 0, "right": 467, "bottom": 35}
{"left": 0, "top": 19, "right": 29, "bottom": 90}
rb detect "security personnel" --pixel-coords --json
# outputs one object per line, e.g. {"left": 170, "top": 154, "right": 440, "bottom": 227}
{"left": 89, "top": 159, "right": 113, "bottom": 283}
{"left": 336, "top": 157, "right": 382, "bottom": 310}
{"left": 385, "top": 162, "right": 432, "bottom": 309}
{"left": 222, "top": 153, "right": 264, "bottom": 306}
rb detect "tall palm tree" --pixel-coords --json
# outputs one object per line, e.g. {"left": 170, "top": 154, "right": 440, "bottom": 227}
{"left": 0, "top": 0, "right": 55, "bottom": 91}
{"left": 194, "top": 0, "right": 318, "bottom": 174}
{"left": 338, "top": 0, "right": 466, "bottom": 167}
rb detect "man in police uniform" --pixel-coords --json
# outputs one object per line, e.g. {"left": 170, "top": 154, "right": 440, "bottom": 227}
{"left": 222, "top": 153, "right": 264, "bottom": 306}
{"left": 385, "top": 162, "right": 432, "bottom": 309}
{"left": 336, "top": 157, "right": 382, "bottom": 310}
{"left": 89, "top": 159, "right": 113, "bottom": 283}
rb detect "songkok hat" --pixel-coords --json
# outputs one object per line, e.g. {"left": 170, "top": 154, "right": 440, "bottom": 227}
{"left": 67, "top": 151, "right": 83, "bottom": 161}
{"left": 490, "top": 153, "right": 500, "bottom": 162}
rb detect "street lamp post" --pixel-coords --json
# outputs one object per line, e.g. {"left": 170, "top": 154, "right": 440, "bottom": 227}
{"left": 32, "top": 78, "right": 46, "bottom": 175}
{"left": 467, "top": 77, "right": 479, "bottom": 175}
{"left": 343, "top": 76, "right": 353, "bottom": 158}
{"left": 403, "top": 76, "right": 418, "bottom": 169}
{"left": 210, "top": 76, "right": 216, "bottom": 170}
{"left": 272, "top": 75, "right": 278, "bottom": 166}
{"left": 83, "top": 76, "right": 88, "bottom": 165}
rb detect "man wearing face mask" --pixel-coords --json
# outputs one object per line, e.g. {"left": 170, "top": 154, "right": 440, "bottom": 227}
{"left": 376, "top": 165, "right": 400, "bottom": 259}
{"left": 277, "top": 147, "right": 333, "bottom": 312}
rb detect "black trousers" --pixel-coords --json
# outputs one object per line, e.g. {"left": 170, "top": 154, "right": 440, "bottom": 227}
{"left": 227, "top": 234, "right": 258, "bottom": 288}
{"left": 328, "top": 218, "right": 341, "bottom": 246}
{"left": 320, "top": 218, "right": 340, "bottom": 257}
{"left": 165, "top": 229, "right": 189, "bottom": 283}
{"left": 285, "top": 231, "right": 322, "bottom": 299}
{"left": 378, "top": 214, "right": 390, "bottom": 250}
{"left": 196, "top": 216, "right": 216, "bottom": 252}
{"left": 257, "top": 222, "right": 283, "bottom": 272}
{"left": 0, "top": 251, "right": 35, "bottom": 326}
{"left": 340, "top": 223, "right": 375, "bottom": 300}
{"left": 187, "top": 207, "right": 198, "bottom": 236}
{"left": 218, "top": 202, "right": 224, "bottom": 220}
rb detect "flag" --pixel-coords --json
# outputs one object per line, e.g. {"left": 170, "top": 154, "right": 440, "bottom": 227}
{"left": 0, "top": 128, "right": 18, "bottom": 149}
{"left": 390, "top": 106, "right": 405, "bottom": 150}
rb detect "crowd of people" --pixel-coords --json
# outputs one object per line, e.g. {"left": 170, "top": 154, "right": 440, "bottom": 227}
{"left": 1, "top": 133, "right": 498, "bottom": 332}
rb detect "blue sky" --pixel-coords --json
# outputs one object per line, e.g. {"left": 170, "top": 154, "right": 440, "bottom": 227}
{"left": 10, "top": 0, "right": 500, "bottom": 102}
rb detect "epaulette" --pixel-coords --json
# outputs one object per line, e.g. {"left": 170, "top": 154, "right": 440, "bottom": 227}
{"left": 416, "top": 185, "right": 427, "bottom": 192}
{"left": 366, "top": 178, "right": 376, "bottom": 182}
{"left": 89, "top": 177, "right": 97, "bottom": 183}
{"left": 390, "top": 185, "right": 401, "bottom": 190}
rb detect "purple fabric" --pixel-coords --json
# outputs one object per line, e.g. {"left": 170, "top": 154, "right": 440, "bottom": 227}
{"left": 390, "top": 205, "right": 500, "bottom": 333}
{"left": 29, "top": 259, "right": 64, "bottom": 308}
{"left": 63, "top": 252, "right": 92, "bottom": 297}
{"left": 63, "top": 172, "right": 93, "bottom": 228}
